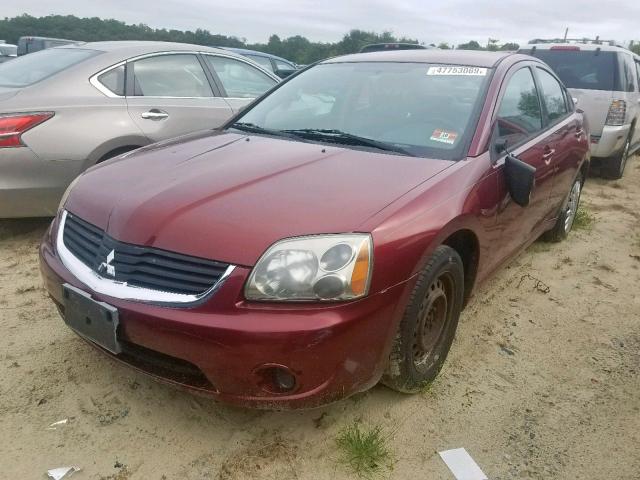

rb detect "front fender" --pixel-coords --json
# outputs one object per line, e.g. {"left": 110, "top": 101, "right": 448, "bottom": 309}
{"left": 368, "top": 156, "right": 495, "bottom": 295}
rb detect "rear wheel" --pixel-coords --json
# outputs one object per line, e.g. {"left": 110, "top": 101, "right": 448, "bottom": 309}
{"left": 96, "top": 146, "right": 139, "bottom": 164}
{"left": 601, "top": 134, "right": 630, "bottom": 179}
{"left": 382, "top": 245, "right": 464, "bottom": 393}
{"left": 542, "top": 172, "right": 583, "bottom": 242}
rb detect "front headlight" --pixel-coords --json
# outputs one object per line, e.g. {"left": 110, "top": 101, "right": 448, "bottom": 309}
{"left": 57, "top": 175, "right": 82, "bottom": 213}
{"left": 245, "top": 234, "right": 372, "bottom": 301}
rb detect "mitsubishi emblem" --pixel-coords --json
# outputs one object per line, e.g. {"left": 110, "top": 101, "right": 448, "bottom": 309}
{"left": 99, "top": 250, "right": 116, "bottom": 277}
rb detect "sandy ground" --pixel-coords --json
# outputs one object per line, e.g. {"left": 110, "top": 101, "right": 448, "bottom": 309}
{"left": 1, "top": 156, "right": 639, "bottom": 480}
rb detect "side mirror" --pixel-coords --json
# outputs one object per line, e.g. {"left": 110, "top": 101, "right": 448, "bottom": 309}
{"left": 274, "top": 68, "right": 296, "bottom": 79}
{"left": 505, "top": 154, "right": 536, "bottom": 207}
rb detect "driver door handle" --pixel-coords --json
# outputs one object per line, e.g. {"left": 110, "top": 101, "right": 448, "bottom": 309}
{"left": 141, "top": 109, "right": 169, "bottom": 120}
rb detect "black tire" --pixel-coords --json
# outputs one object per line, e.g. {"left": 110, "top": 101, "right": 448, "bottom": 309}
{"left": 382, "top": 245, "right": 464, "bottom": 393}
{"left": 601, "top": 134, "right": 631, "bottom": 179}
{"left": 542, "top": 172, "right": 584, "bottom": 242}
{"left": 96, "top": 146, "right": 139, "bottom": 164}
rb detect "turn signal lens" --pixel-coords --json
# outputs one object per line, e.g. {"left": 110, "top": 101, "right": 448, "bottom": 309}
{"left": 605, "top": 100, "right": 626, "bottom": 126}
{"left": 0, "top": 112, "right": 54, "bottom": 148}
{"left": 350, "top": 239, "right": 371, "bottom": 296}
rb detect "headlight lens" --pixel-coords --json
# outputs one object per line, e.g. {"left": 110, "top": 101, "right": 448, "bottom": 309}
{"left": 245, "top": 234, "right": 372, "bottom": 301}
{"left": 57, "top": 175, "right": 82, "bottom": 213}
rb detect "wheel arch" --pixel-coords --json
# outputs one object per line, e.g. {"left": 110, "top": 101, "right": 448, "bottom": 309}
{"left": 83, "top": 135, "right": 150, "bottom": 169}
{"left": 409, "top": 215, "right": 484, "bottom": 307}
{"left": 441, "top": 229, "right": 480, "bottom": 306}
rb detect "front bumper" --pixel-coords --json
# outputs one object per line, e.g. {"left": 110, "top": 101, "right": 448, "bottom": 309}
{"left": 590, "top": 124, "right": 631, "bottom": 159}
{"left": 0, "top": 147, "right": 84, "bottom": 218}
{"left": 39, "top": 219, "right": 408, "bottom": 409}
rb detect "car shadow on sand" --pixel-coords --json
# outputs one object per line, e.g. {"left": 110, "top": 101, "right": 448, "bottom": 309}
{"left": 0, "top": 217, "right": 51, "bottom": 242}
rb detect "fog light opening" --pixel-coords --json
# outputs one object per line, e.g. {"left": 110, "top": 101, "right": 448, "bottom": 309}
{"left": 254, "top": 364, "right": 298, "bottom": 395}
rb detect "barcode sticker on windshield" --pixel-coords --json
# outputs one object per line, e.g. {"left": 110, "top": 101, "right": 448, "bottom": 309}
{"left": 427, "top": 66, "right": 488, "bottom": 76}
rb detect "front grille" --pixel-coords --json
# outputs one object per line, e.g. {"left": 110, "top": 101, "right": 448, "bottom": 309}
{"left": 63, "top": 213, "right": 230, "bottom": 296}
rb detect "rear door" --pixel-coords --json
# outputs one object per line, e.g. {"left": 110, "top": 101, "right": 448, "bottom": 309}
{"left": 533, "top": 66, "right": 584, "bottom": 211}
{"left": 125, "top": 53, "right": 233, "bottom": 142}
{"left": 201, "top": 54, "right": 278, "bottom": 113}
{"left": 493, "top": 65, "right": 557, "bottom": 255}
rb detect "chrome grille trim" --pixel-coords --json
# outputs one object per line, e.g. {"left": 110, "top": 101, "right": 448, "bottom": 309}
{"left": 56, "top": 210, "right": 235, "bottom": 304}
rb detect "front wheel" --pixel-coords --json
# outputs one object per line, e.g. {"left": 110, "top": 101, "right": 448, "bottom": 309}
{"left": 542, "top": 173, "right": 583, "bottom": 242}
{"left": 382, "top": 245, "right": 464, "bottom": 393}
{"left": 601, "top": 134, "right": 630, "bottom": 179}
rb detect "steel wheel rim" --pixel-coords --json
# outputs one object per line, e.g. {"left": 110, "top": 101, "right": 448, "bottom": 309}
{"left": 619, "top": 138, "right": 630, "bottom": 176}
{"left": 564, "top": 179, "right": 581, "bottom": 233}
{"left": 412, "top": 273, "right": 454, "bottom": 372}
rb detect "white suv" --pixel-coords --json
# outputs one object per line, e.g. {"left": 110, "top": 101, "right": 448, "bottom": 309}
{"left": 520, "top": 40, "right": 640, "bottom": 178}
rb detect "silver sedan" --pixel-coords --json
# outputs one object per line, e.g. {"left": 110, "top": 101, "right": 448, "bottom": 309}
{"left": 0, "top": 41, "right": 280, "bottom": 217}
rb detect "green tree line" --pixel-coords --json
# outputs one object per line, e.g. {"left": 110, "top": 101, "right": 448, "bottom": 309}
{"left": 0, "top": 14, "right": 527, "bottom": 64}
{"left": 0, "top": 14, "right": 422, "bottom": 64}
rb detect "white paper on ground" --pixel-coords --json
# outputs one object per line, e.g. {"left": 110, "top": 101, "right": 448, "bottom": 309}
{"left": 438, "top": 448, "right": 488, "bottom": 480}
{"left": 46, "top": 466, "right": 80, "bottom": 480}
{"left": 47, "top": 419, "right": 69, "bottom": 430}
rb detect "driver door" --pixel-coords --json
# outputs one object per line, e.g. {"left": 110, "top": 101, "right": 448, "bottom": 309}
{"left": 492, "top": 65, "right": 557, "bottom": 259}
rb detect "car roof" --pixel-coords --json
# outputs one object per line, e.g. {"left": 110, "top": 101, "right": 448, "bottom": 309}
{"left": 322, "top": 49, "right": 516, "bottom": 67}
{"left": 61, "top": 41, "right": 231, "bottom": 57}
{"left": 222, "top": 47, "right": 293, "bottom": 63}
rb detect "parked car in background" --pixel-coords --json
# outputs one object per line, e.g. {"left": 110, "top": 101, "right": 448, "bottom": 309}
{"left": 0, "top": 42, "right": 17, "bottom": 63}
{"left": 17, "top": 36, "right": 78, "bottom": 55}
{"left": 520, "top": 39, "right": 640, "bottom": 178}
{"left": 0, "top": 41, "right": 279, "bottom": 217}
{"left": 221, "top": 47, "right": 298, "bottom": 78}
{"left": 40, "top": 50, "right": 589, "bottom": 409}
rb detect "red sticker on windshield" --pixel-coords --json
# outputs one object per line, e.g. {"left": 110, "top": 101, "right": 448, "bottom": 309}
{"left": 430, "top": 129, "right": 458, "bottom": 145}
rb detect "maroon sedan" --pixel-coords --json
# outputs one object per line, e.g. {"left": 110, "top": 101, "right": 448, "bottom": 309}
{"left": 40, "top": 50, "right": 589, "bottom": 409}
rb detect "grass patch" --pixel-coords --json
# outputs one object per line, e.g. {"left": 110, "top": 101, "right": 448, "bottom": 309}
{"left": 335, "top": 422, "right": 393, "bottom": 478}
{"left": 573, "top": 206, "right": 595, "bottom": 231}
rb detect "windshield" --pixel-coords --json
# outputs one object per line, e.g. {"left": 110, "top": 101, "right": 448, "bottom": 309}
{"left": 0, "top": 47, "right": 99, "bottom": 87}
{"left": 232, "top": 62, "right": 491, "bottom": 159}
{"left": 521, "top": 49, "right": 618, "bottom": 91}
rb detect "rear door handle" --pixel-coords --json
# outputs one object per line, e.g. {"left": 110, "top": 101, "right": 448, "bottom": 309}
{"left": 542, "top": 148, "right": 555, "bottom": 165}
{"left": 141, "top": 109, "right": 169, "bottom": 120}
{"left": 575, "top": 128, "right": 584, "bottom": 139}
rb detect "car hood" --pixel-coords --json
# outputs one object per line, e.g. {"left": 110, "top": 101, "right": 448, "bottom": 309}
{"left": 66, "top": 132, "right": 454, "bottom": 266}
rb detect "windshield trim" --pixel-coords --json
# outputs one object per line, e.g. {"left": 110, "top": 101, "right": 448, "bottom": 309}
{"left": 224, "top": 61, "right": 495, "bottom": 161}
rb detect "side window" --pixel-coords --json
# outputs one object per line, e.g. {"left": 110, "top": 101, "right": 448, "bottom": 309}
{"left": 496, "top": 67, "right": 543, "bottom": 145}
{"left": 130, "top": 54, "right": 212, "bottom": 97}
{"left": 274, "top": 59, "right": 294, "bottom": 71}
{"left": 204, "top": 55, "right": 276, "bottom": 98}
{"left": 246, "top": 55, "right": 274, "bottom": 72}
{"left": 98, "top": 65, "right": 125, "bottom": 96}
{"left": 620, "top": 54, "right": 636, "bottom": 92}
{"left": 536, "top": 68, "right": 569, "bottom": 122}
{"left": 636, "top": 61, "right": 640, "bottom": 89}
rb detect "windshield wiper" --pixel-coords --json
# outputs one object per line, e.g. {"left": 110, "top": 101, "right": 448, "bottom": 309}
{"left": 281, "top": 128, "right": 412, "bottom": 156}
{"left": 229, "top": 122, "right": 299, "bottom": 140}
